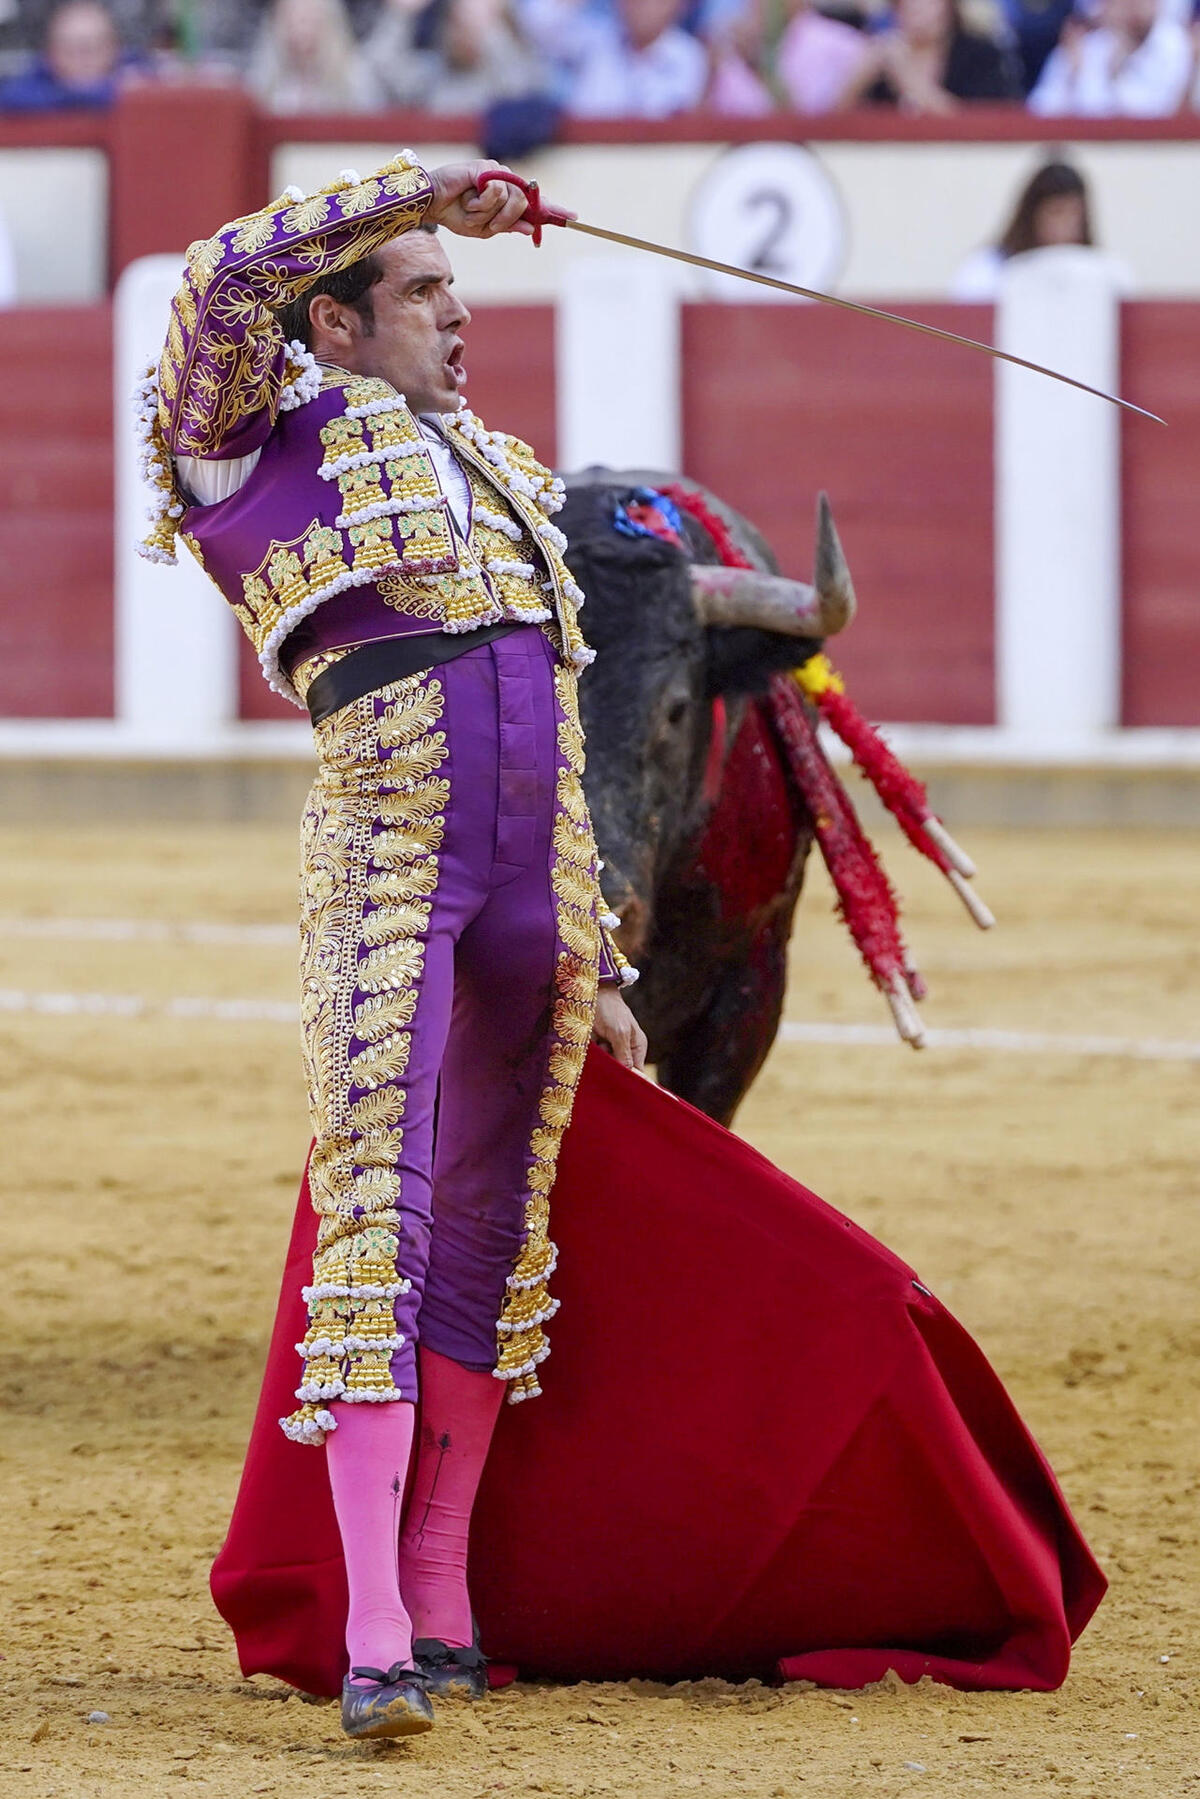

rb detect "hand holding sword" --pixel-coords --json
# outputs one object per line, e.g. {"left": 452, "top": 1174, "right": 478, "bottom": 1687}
{"left": 461, "top": 166, "right": 1163, "bottom": 425}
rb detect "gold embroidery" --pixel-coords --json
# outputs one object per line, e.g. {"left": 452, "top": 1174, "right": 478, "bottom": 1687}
{"left": 354, "top": 987, "right": 420, "bottom": 1037}
{"left": 158, "top": 355, "right": 179, "bottom": 402}
{"left": 381, "top": 166, "right": 428, "bottom": 199}
{"left": 162, "top": 156, "right": 432, "bottom": 460}
{"left": 184, "top": 234, "right": 223, "bottom": 286}
{"left": 284, "top": 672, "right": 449, "bottom": 1445}
{"left": 319, "top": 413, "right": 365, "bottom": 465}
{"left": 376, "top": 573, "right": 443, "bottom": 621}
{"left": 175, "top": 279, "right": 198, "bottom": 334}
{"left": 348, "top": 517, "right": 396, "bottom": 573}
{"left": 282, "top": 194, "right": 332, "bottom": 235}
{"left": 230, "top": 212, "right": 276, "bottom": 255}
{"left": 207, "top": 281, "right": 265, "bottom": 330}
{"left": 339, "top": 462, "right": 389, "bottom": 514}
{"left": 238, "top": 523, "right": 323, "bottom": 641}
{"left": 493, "top": 661, "right": 602, "bottom": 1401}
{"left": 290, "top": 644, "right": 353, "bottom": 704}
{"left": 339, "top": 178, "right": 382, "bottom": 215}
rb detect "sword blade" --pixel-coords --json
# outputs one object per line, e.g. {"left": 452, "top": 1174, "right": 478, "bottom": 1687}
{"left": 563, "top": 219, "right": 1165, "bottom": 426}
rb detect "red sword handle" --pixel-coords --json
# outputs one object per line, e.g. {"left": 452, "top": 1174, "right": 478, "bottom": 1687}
{"left": 475, "top": 168, "right": 571, "bottom": 248}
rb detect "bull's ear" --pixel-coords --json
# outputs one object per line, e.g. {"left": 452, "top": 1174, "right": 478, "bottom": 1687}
{"left": 705, "top": 627, "right": 823, "bottom": 699}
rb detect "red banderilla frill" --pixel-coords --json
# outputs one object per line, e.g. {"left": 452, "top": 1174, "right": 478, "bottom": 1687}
{"left": 660, "top": 482, "right": 996, "bottom": 1047}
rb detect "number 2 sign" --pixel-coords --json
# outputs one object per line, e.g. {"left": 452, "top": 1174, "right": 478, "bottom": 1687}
{"left": 686, "top": 143, "right": 848, "bottom": 304}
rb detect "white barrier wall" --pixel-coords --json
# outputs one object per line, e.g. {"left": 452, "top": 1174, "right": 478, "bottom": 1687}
{"left": 996, "top": 249, "right": 1123, "bottom": 749}
{"left": 274, "top": 139, "right": 1200, "bottom": 306}
{"left": 8, "top": 134, "right": 1200, "bottom": 306}
{"left": 113, "top": 255, "right": 240, "bottom": 747}
{"left": 557, "top": 257, "right": 681, "bottom": 472}
{"left": 0, "top": 148, "right": 108, "bottom": 304}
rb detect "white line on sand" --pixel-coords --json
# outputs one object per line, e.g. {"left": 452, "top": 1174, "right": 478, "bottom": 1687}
{"left": 0, "top": 915, "right": 293, "bottom": 946}
{"left": 0, "top": 989, "right": 297, "bottom": 1024}
{"left": 780, "top": 1021, "right": 1200, "bottom": 1061}
{"left": 0, "top": 985, "right": 1197, "bottom": 1061}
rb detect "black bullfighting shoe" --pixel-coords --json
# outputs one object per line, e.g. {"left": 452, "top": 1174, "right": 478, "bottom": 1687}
{"left": 413, "top": 1630, "right": 489, "bottom": 1700}
{"left": 340, "top": 1663, "right": 435, "bottom": 1738}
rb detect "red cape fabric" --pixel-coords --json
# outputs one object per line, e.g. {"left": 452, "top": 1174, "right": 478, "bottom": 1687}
{"left": 211, "top": 1048, "right": 1105, "bottom": 1696}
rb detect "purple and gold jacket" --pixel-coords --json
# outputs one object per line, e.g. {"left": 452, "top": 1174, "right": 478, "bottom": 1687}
{"left": 137, "top": 151, "right": 591, "bottom": 705}
{"left": 136, "top": 151, "right": 632, "bottom": 985}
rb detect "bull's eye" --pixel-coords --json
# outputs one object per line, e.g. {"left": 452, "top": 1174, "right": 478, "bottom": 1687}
{"left": 665, "top": 697, "right": 688, "bottom": 728}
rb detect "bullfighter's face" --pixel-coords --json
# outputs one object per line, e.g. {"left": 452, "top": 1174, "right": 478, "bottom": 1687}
{"left": 321, "top": 230, "right": 471, "bottom": 418}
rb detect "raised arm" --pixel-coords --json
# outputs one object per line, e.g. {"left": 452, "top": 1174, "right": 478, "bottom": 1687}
{"left": 157, "top": 154, "right": 536, "bottom": 463}
{"left": 158, "top": 153, "right": 433, "bottom": 463}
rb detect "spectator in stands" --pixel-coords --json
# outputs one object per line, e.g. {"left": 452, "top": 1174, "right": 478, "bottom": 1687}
{"left": 951, "top": 156, "right": 1100, "bottom": 296}
{"left": 950, "top": 156, "right": 1134, "bottom": 297}
{"left": 707, "top": 0, "right": 873, "bottom": 113}
{"left": 190, "top": 0, "right": 380, "bottom": 63}
{"left": 1029, "top": 0, "right": 1192, "bottom": 114}
{"left": 997, "top": 0, "right": 1075, "bottom": 93}
{"left": 0, "top": 0, "right": 135, "bottom": 108}
{"left": 246, "top": 0, "right": 384, "bottom": 111}
{"left": 0, "top": 0, "right": 160, "bottom": 65}
{"left": 550, "top": 0, "right": 709, "bottom": 116}
{"left": 842, "top": 0, "right": 1022, "bottom": 109}
{"left": 366, "top": 0, "right": 549, "bottom": 112}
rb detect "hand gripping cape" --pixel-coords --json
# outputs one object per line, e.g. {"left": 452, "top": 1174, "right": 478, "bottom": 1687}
{"left": 211, "top": 1048, "right": 1104, "bottom": 1695}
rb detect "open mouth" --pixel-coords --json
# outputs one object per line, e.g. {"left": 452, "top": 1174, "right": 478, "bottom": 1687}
{"left": 444, "top": 341, "right": 466, "bottom": 386}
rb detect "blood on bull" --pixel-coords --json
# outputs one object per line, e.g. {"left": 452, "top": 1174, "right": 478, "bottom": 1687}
{"left": 562, "top": 474, "right": 856, "bottom": 1125}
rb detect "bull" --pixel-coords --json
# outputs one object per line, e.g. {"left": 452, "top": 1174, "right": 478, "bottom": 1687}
{"left": 564, "top": 472, "right": 856, "bottom": 1126}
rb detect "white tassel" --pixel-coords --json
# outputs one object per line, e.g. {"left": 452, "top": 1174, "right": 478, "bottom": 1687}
{"left": 278, "top": 340, "right": 321, "bottom": 413}
{"left": 345, "top": 393, "right": 408, "bottom": 420}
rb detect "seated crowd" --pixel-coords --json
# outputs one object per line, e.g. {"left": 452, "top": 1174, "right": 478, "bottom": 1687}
{"left": 1, "top": 0, "right": 1198, "bottom": 119}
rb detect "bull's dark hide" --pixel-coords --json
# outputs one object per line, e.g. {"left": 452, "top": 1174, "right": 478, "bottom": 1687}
{"left": 560, "top": 474, "right": 822, "bottom": 1125}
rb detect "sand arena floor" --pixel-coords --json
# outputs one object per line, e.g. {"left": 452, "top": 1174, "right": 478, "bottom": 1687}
{"left": 0, "top": 822, "right": 1197, "bottom": 1799}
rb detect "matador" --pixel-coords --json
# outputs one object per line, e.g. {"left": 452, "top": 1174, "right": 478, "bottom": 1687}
{"left": 139, "top": 153, "right": 646, "bottom": 1739}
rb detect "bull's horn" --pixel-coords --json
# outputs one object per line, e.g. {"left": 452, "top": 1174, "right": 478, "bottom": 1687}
{"left": 814, "top": 492, "right": 856, "bottom": 635}
{"left": 689, "top": 493, "right": 855, "bottom": 637}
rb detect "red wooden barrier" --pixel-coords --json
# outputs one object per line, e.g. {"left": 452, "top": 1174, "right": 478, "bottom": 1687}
{"left": 0, "top": 306, "right": 113, "bottom": 717}
{"left": 681, "top": 303, "right": 995, "bottom": 725}
{"left": 108, "top": 86, "right": 266, "bottom": 279}
{"left": 2, "top": 299, "right": 1196, "bottom": 731}
{"left": 1121, "top": 305, "right": 1200, "bottom": 728}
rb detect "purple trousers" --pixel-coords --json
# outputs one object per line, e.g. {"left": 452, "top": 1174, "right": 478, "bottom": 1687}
{"left": 282, "top": 626, "right": 603, "bottom": 1445}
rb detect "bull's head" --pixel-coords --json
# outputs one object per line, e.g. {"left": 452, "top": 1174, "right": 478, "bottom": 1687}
{"left": 563, "top": 476, "right": 855, "bottom": 963}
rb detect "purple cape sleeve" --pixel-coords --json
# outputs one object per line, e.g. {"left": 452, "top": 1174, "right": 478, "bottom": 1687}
{"left": 157, "top": 153, "right": 435, "bottom": 463}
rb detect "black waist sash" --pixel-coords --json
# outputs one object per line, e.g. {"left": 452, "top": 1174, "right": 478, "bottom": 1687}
{"left": 304, "top": 621, "right": 522, "bottom": 726}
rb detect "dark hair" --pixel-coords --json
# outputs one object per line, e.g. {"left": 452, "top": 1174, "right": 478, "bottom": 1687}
{"left": 274, "top": 220, "right": 439, "bottom": 349}
{"left": 275, "top": 252, "right": 385, "bottom": 350}
{"left": 998, "top": 161, "right": 1093, "bottom": 260}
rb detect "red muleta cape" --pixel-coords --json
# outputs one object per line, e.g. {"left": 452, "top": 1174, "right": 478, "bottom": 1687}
{"left": 211, "top": 1048, "right": 1104, "bottom": 1696}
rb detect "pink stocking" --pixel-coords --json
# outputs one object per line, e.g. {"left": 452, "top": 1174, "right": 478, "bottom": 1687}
{"left": 398, "top": 1347, "right": 504, "bottom": 1648}
{"left": 325, "top": 1401, "right": 416, "bottom": 1676}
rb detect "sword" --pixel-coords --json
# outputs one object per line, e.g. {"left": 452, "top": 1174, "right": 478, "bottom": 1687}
{"left": 477, "top": 170, "right": 1165, "bottom": 427}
